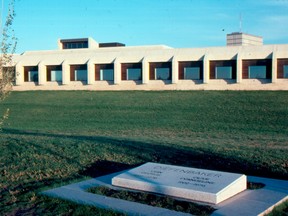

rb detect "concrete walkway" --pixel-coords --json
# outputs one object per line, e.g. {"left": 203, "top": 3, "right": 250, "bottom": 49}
{"left": 42, "top": 171, "right": 288, "bottom": 216}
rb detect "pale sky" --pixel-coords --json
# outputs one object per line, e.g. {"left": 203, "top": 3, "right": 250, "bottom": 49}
{"left": 4, "top": 0, "right": 288, "bottom": 53}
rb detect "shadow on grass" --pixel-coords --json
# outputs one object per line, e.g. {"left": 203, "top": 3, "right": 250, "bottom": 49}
{"left": 3, "top": 128, "right": 288, "bottom": 180}
{"left": 79, "top": 160, "right": 138, "bottom": 178}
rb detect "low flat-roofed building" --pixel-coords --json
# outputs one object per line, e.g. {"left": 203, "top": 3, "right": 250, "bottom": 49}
{"left": 8, "top": 36, "right": 288, "bottom": 91}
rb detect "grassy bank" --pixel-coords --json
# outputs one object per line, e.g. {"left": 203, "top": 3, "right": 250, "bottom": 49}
{"left": 0, "top": 91, "right": 287, "bottom": 215}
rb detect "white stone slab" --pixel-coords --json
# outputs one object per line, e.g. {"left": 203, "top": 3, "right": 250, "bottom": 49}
{"left": 112, "top": 162, "right": 247, "bottom": 204}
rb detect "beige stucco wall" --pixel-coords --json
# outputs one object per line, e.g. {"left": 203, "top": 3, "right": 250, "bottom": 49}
{"left": 12, "top": 79, "right": 288, "bottom": 91}
{"left": 11, "top": 43, "right": 288, "bottom": 91}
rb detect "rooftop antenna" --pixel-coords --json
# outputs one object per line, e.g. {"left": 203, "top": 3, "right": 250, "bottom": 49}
{"left": 239, "top": 13, "right": 242, "bottom": 33}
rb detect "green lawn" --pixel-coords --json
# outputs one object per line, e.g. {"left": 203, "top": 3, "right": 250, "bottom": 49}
{"left": 0, "top": 91, "right": 287, "bottom": 215}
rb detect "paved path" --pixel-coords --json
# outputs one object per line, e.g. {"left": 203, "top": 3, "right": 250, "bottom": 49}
{"left": 42, "top": 171, "right": 288, "bottom": 216}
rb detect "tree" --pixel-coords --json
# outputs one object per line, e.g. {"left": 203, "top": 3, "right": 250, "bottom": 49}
{"left": 0, "top": 0, "right": 17, "bottom": 129}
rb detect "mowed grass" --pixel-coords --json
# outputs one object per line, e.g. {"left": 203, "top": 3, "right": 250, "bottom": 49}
{"left": 0, "top": 91, "right": 287, "bottom": 215}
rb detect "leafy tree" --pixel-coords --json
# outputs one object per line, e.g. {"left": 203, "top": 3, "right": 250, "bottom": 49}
{"left": 0, "top": 0, "right": 17, "bottom": 128}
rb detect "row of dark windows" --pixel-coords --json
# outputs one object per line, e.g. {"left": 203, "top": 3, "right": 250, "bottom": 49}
{"left": 22, "top": 59, "right": 288, "bottom": 83}
{"left": 62, "top": 41, "right": 125, "bottom": 49}
{"left": 62, "top": 42, "right": 89, "bottom": 49}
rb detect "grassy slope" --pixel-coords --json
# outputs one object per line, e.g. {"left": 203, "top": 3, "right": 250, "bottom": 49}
{"left": 0, "top": 91, "right": 287, "bottom": 215}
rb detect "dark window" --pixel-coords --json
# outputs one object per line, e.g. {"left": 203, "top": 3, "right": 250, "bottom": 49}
{"left": 63, "top": 41, "right": 88, "bottom": 49}
{"left": 210, "top": 60, "right": 236, "bottom": 80}
{"left": 121, "top": 63, "right": 142, "bottom": 81}
{"left": 75, "top": 70, "right": 87, "bottom": 81}
{"left": 179, "top": 61, "right": 203, "bottom": 80}
{"left": 127, "top": 68, "right": 142, "bottom": 80}
{"left": 242, "top": 59, "right": 271, "bottom": 79}
{"left": 155, "top": 68, "right": 170, "bottom": 80}
{"left": 70, "top": 65, "right": 87, "bottom": 81}
{"left": 95, "top": 64, "right": 114, "bottom": 81}
{"left": 216, "top": 66, "right": 232, "bottom": 79}
{"left": 149, "top": 62, "right": 172, "bottom": 80}
{"left": 29, "top": 71, "right": 38, "bottom": 82}
{"left": 284, "top": 65, "right": 288, "bottom": 78}
{"left": 24, "top": 66, "right": 38, "bottom": 82}
{"left": 47, "top": 65, "right": 62, "bottom": 82}
{"left": 51, "top": 70, "right": 62, "bottom": 81}
{"left": 100, "top": 69, "right": 114, "bottom": 81}
{"left": 249, "top": 66, "right": 266, "bottom": 79}
{"left": 184, "top": 67, "right": 200, "bottom": 79}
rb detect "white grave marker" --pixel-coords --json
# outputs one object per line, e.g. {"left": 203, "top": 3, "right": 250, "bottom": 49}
{"left": 112, "top": 162, "right": 247, "bottom": 204}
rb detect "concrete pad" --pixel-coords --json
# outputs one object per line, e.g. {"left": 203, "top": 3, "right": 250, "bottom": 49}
{"left": 42, "top": 169, "right": 288, "bottom": 216}
{"left": 43, "top": 172, "right": 190, "bottom": 216}
{"left": 112, "top": 162, "right": 247, "bottom": 204}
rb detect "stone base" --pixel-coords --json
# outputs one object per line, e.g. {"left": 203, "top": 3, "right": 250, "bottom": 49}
{"left": 112, "top": 162, "right": 247, "bottom": 204}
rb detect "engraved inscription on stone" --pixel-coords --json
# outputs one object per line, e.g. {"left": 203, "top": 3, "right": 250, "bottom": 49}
{"left": 112, "top": 162, "right": 247, "bottom": 204}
